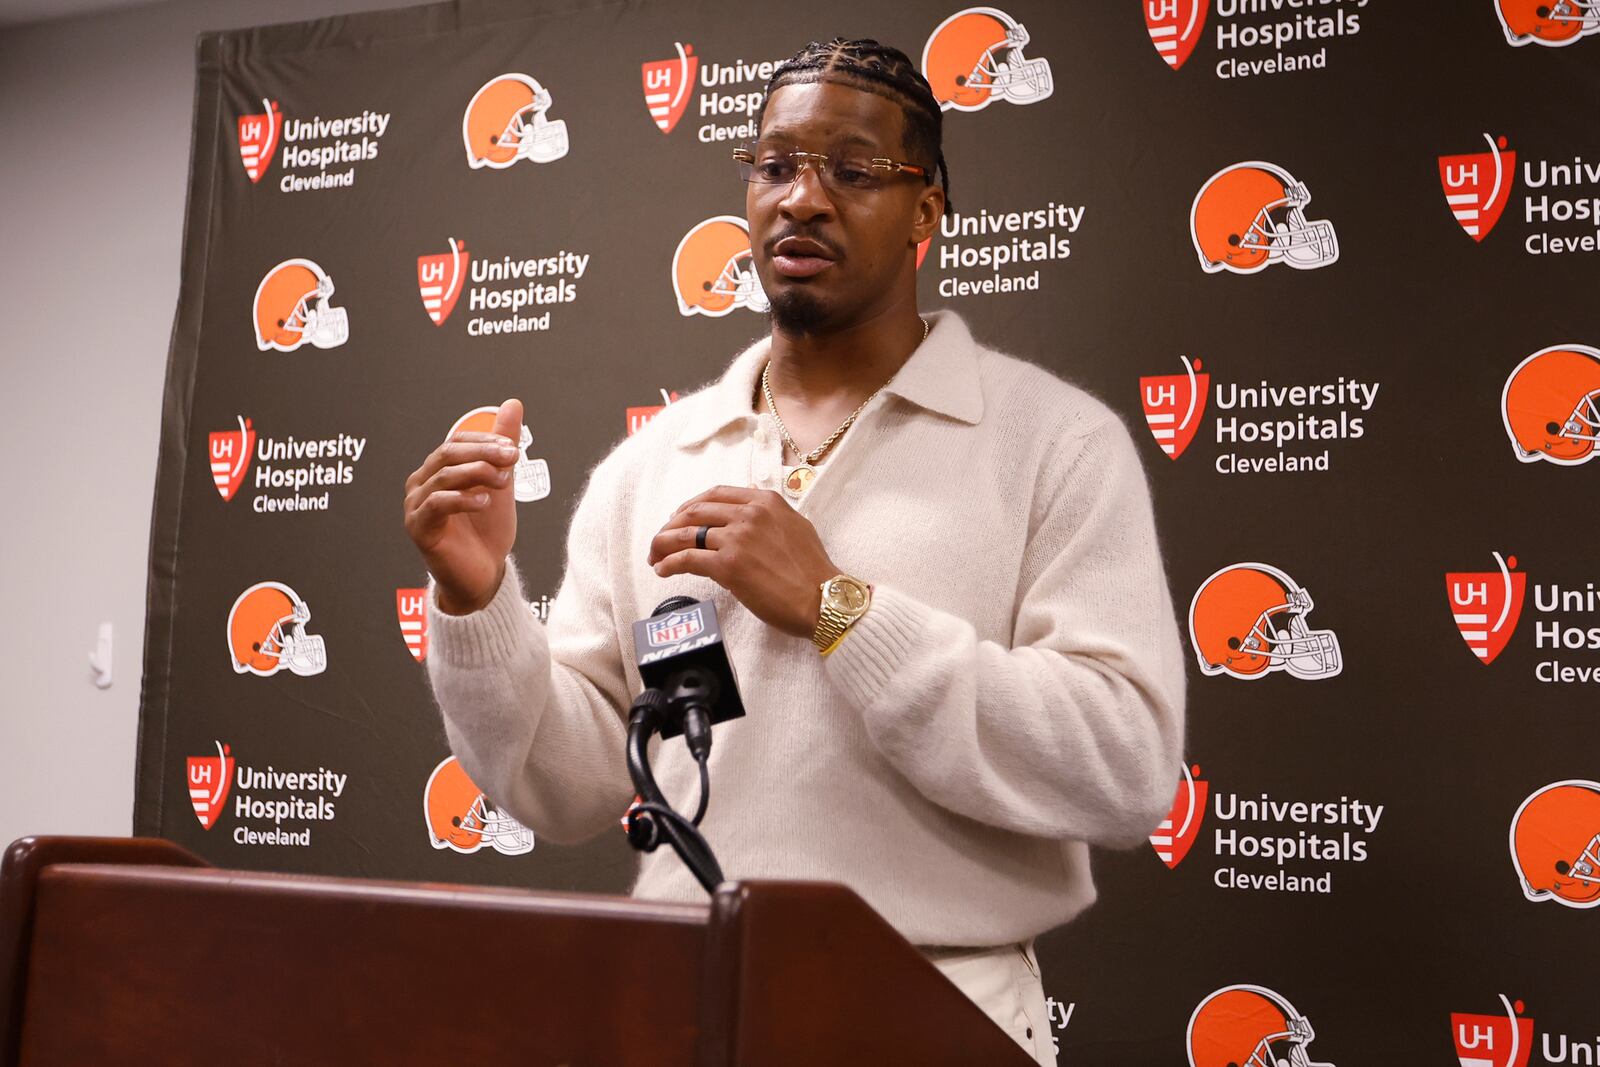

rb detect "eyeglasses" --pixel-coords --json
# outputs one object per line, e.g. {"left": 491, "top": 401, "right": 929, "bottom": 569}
{"left": 732, "top": 140, "right": 929, "bottom": 194}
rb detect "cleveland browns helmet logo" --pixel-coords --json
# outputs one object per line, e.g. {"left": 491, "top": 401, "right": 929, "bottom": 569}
{"left": 463, "top": 73, "right": 569, "bottom": 169}
{"left": 449, "top": 407, "right": 550, "bottom": 502}
{"left": 227, "top": 581, "right": 327, "bottom": 677}
{"left": 1439, "top": 134, "right": 1516, "bottom": 241}
{"left": 1451, "top": 994, "right": 1534, "bottom": 1067}
{"left": 922, "top": 6, "right": 1054, "bottom": 112}
{"left": 1188, "top": 985, "right": 1334, "bottom": 1067}
{"left": 1496, "top": 0, "right": 1600, "bottom": 47}
{"left": 672, "top": 216, "right": 769, "bottom": 317}
{"left": 1190, "top": 563, "right": 1343, "bottom": 680}
{"left": 237, "top": 98, "right": 281, "bottom": 183}
{"left": 1510, "top": 780, "right": 1600, "bottom": 908}
{"left": 1191, "top": 162, "right": 1339, "bottom": 274}
{"left": 424, "top": 756, "right": 534, "bottom": 855}
{"left": 1144, "top": 0, "right": 1208, "bottom": 70}
{"left": 253, "top": 259, "right": 349, "bottom": 352}
{"left": 1501, "top": 344, "right": 1600, "bottom": 466}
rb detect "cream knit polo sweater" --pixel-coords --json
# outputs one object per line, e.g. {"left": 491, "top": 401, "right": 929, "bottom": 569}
{"left": 425, "top": 310, "right": 1186, "bottom": 946}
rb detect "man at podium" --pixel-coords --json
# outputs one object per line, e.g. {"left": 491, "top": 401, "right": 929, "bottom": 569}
{"left": 404, "top": 37, "right": 1185, "bottom": 1066}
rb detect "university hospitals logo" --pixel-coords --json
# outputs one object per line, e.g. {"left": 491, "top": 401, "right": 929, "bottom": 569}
{"left": 424, "top": 756, "right": 534, "bottom": 856}
{"left": 417, "top": 239, "right": 469, "bottom": 325}
{"left": 1452, "top": 995, "right": 1534, "bottom": 1067}
{"left": 627, "top": 389, "right": 680, "bottom": 436}
{"left": 1143, "top": 0, "right": 1208, "bottom": 70}
{"left": 1150, "top": 763, "right": 1207, "bottom": 869}
{"left": 187, "top": 741, "right": 235, "bottom": 830}
{"left": 1192, "top": 162, "right": 1339, "bottom": 274}
{"left": 1189, "top": 563, "right": 1343, "bottom": 680}
{"left": 1140, "top": 356, "right": 1210, "bottom": 459}
{"left": 1502, "top": 344, "right": 1600, "bottom": 466}
{"left": 922, "top": 6, "right": 1054, "bottom": 112}
{"left": 672, "top": 216, "right": 769, "bottom": 317}
{"left": 647, "top": 608, "right": 704, "bottom": 647}
{"left": 208, "top": 416, "right": 255, "bottom": 501}
{"left": 237, "top": 99, "right": 282, "bottom": 183}
{"left": 226, "top": 581, "right": 328, "bottom": 678}
{"left": 1510, "top": 780, "right": 1600, "bottom": 908}
{"left": 642, "top": 43, "right": 699, "bottom": 134}
{"left": 1446, "top": 552, "right": 1526, "bottom": 665}
{"left": 1187, "top": 985, "right": 1334, "bottom": 1067}
{"left": 396, "top": 588, "right": 427, "bottom": 662}
{"left": 1440, "top": 134, "right": 1517, "bottom": 241}
{"left": 463, "top": 73, "right": 569, "bottom": 169}
{"left": 253, "top": 259, "right": 349, "bottom": 352}
{"left": 1496, "top": 0, "right": 1600, "bottom": 47}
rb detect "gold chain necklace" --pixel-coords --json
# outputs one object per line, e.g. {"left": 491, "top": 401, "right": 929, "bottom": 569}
{"left": 762, "top": 317, "right": 929, "bottom": 499}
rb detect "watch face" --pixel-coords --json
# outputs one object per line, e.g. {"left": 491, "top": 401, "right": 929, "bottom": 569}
{"left": 826, "top": 577, "right": 869, "bottom": 613}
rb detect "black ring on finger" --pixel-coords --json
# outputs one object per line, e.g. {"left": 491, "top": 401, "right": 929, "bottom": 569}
{"left": 695, "top": 525, "right": 710, "bottom": 550}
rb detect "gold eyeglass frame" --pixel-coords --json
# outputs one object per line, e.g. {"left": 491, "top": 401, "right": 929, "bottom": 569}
{"left": 732, "top": 144, "right": 929, "bottom": 192}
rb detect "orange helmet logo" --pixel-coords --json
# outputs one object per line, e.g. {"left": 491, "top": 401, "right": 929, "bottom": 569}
{"left": 463, "top": 73, "right": 569, "bottom": 168}
{"left": 424, "top": 756, "right": 534, "bottom": 855}
{"left": 1190, "top": 563, "right": 1342, "bottom": 680}
{"left": 1510, "top": 780, "right": 1600, "bottom": 908}
{"left": 227, "top": 581, "right": 327, "bottom": 677}
{"left": 1501, "top": 344, "right": 1600, "bottom": 466}
{"left": 672, "top": 215, "right": 769, "bottom": 317}
{"left": 253, "top": 258, "right": 349, "bottom": 352}
{"left": 1496, "top": 0, "right": 1600, "bottom": 46}
{"left": 1191, "top": 162, "right": 1339, "bottom": 275}
{"left": 449, "top": 406, "right": 550, "bottom": 502}
{"left": 922, "top": 6, "right": 1053, "bottom": 112}
{"left": 1188, "top": 985, "right": 1334, "bottom": 1067}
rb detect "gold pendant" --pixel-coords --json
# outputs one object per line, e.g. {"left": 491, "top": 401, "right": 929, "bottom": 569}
{"left": 783, "top": 464, "right": 816, "bottom": 498}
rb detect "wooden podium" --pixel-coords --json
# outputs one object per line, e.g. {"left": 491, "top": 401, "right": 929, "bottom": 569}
{"left": 0, "top": 836, "right": 1036, "bottom": 1066}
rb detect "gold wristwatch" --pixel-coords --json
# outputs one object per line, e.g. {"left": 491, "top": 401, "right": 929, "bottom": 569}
{"left": 813, "top": 574, "right": 872, "bottom": 655}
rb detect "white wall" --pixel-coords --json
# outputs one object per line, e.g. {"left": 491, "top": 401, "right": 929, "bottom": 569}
{"left": 0, "top": 0, "right": 407, "bottom": 852}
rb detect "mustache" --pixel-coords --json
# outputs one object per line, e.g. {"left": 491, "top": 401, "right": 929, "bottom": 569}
{"left": 764, "top": 226, "right": 843, "bottom": 259}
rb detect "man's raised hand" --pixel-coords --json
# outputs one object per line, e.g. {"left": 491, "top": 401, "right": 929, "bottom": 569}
{"left": 403, "top": 398, "right": 523, "bottom": 615}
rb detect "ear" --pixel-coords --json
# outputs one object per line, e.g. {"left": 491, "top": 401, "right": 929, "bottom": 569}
{"left": 910, "top": 182, "right": 945, "bottom": 246}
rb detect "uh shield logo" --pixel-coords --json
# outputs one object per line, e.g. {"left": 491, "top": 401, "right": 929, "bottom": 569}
{"left": 237, "top": 98, "right": 281, "bottom": 183}
{"left": 208, "top": 416, "right": 255, "bottom": 502}
{"left": 647, "top": 608, "right": 703, "bottom": 647}
{"left": 396, "top": 587, "right": 427, "bottom": 662}
{"left": 1143, "top": 0, "right": 1208, "bottom": 70}
{"left": 1452, "top": 995, "right": 1534, "bottom": 1067}
{"left": 1446, "top": 552, "right": 1526, "bottom": 665}
{"left": 642, "top": 42, "right": 698, "bottom": 134}
{"left": 1439, "top": 134, "right": 1516, "bottom": 241}
{"left": 417, "top": 238, "right": 469, "bottom": 326}
{"left": 1140, "top": 356, "right": 1209, "bottom": 460}
{"left": 1150, "top": 763, "right": 1207, "bottom": 869}
{"left": 187, "top": 741, "right": 235, "bottom": 830}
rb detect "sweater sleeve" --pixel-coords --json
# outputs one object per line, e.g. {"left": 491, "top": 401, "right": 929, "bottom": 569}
{"left": 821, "top": 415, "right": 1186, "bottom": 848}
{"left": 424, "top": 462, "right": 637, "bottom": 846}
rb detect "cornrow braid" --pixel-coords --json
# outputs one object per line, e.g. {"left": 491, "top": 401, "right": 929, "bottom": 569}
{"left": 756, "top": 37, "right": 952, "bottom": 214}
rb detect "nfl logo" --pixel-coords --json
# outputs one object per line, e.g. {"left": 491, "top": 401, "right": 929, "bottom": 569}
{"left": 647, "top": 608, "right": 703, "bottom": 647}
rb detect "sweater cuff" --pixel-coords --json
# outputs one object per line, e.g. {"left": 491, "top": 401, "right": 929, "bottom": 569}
{"left": 426, "top": 557, "right": 540, "bottom": 670}
{"left": 822, "top": 584, "right": 932, "bottom": 709}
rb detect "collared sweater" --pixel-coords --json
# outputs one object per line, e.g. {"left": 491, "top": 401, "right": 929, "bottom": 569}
{"left": 425, "top": 310, "right": 1186, "bottom": 946}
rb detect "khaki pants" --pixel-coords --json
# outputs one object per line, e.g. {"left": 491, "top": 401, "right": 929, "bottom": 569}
{"left": 923, "top": 940, "right": 1058, "bottom": 1066}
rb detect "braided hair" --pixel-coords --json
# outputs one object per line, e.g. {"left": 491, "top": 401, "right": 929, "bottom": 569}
{"left": 755, "top": 37, "right": 952, "bottom": 214}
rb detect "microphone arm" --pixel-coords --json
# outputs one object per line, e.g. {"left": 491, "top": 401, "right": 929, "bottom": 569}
{"left": 623, "top": 686, "right": 724, "bottom": 894}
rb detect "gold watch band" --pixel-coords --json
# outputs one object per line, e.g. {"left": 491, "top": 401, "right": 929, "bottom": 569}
{"left": 813, "top": 575, "right": 871, "bottom": 655}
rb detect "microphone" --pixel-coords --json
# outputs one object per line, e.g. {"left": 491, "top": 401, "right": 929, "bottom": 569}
{"left": 631, "top": 595, "right": 745, "bottom": 741}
